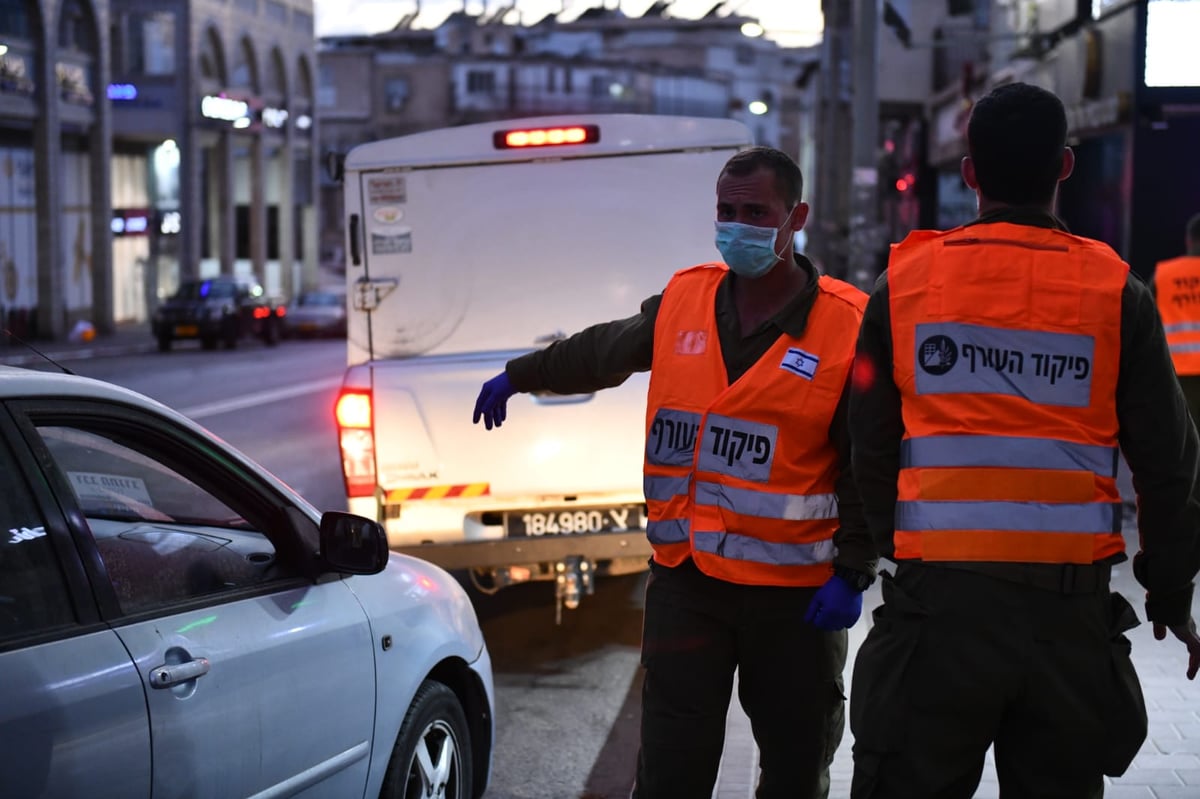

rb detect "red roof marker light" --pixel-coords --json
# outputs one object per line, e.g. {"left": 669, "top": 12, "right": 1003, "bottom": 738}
{"left": 493, "top": 124, "right": 600, "bottom": 150}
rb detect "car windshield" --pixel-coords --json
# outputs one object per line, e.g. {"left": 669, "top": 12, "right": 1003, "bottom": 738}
{"left": 174, "top": 280, "right": 236, "bottom": 300}
{"left": 298, "top": 292, "right": 341, "bottom": 307}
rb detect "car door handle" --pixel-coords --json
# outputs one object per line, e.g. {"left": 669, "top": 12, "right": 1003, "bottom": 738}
{"left": 150, "top": 657, "right": 211, "bottom": 689}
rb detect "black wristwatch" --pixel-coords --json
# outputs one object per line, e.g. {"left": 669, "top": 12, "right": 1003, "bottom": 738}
{"left": 834, "top": 565, "right": 874, "bottom": 592}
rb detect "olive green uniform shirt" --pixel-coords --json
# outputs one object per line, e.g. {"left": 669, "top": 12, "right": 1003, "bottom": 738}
{"left": 506, "top": 254, "right": 878, "bottom": 579}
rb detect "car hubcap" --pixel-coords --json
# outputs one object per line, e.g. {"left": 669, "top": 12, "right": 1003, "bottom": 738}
{"left": 406, "top": 719, "right": 460, "bottom": 799}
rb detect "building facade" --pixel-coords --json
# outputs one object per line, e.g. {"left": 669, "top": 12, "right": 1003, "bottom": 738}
{"left": 316, "top": 6, "right": 822, "bottom": 269}
{"left": 0, "top": 0, "right": 110, "bottom": 340}
{"left": 108, "top": 0, "right": 320, "bottom": 324}
{"left": 0, "top": 0, "right": 320, "bottom": 343}
{"left": 894, "top": 0, "right": 1199, "bottom": 279}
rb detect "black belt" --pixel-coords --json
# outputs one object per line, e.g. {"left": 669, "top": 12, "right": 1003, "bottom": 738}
{"left": 897, "top": 560, "right": 1113, "bottom": 595}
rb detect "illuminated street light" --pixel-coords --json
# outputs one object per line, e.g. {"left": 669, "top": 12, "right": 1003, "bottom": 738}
{"left": 740, "top": 22, "right": 765, "bottom": 38}
{"left": 748, "top": 100, "right": 769, "bottom": 115}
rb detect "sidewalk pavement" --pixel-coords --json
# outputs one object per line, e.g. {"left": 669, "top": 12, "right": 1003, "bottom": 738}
{"left": 1, "top": 323, "right": 157, "bottom": 368}
{"left": 712, "top": 528, "right": 1200, "bottom": 799}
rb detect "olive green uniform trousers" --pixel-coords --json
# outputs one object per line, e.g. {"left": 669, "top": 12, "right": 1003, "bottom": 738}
{"left": 850, "top": 561, "right": 1146, "bottom": 799}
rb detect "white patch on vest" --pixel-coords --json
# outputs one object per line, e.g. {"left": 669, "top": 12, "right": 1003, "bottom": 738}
{"left": 675, "top": 330, "right": 708, "bottom": 355}
{"left": 780, "top": 347, "right": 820, "bottom": 380}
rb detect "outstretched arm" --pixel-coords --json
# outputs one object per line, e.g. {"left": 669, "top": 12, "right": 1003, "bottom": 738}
{"left": 473, "top": 294, "right": 660, "bottom": 429}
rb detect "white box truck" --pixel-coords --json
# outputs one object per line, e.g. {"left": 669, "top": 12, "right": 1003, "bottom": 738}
{"left": 334, "top": 114, "right": 753, "bottom": 619}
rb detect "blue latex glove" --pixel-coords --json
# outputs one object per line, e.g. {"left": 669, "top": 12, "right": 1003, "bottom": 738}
{"left": 473, "top": 371, "right": 517, "bottom": 430}
{"left": 803, "top": 574, "right": 863, "bottom": 631}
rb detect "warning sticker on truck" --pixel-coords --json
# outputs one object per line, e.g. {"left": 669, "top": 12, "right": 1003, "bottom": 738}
{"left": 372, "top": 230, "right": 413, "bottom": 255}
{"left": 367, "top": 175, "right": 407, "bottom": 205}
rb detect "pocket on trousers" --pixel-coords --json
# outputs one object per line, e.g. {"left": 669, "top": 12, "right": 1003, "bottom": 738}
{"left": 1101, "top": 591, "right": 1148, "bottom": 777}
{"left": 849, "top": 571, "right": 927, "bottom": 753}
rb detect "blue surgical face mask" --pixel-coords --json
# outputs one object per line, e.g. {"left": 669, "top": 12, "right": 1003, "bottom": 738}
{"left": 714, "top": 207, "right": 796, "bottom": 279}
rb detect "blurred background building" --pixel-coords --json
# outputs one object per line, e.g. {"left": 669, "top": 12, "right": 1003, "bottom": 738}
{"left": 3, "top": 0, "right": 1197, "bottom": 340}
{"left": 315, "top": 2, "right": 823, "bottom": 274}
{"left": 0, "top": 0, "right": 318, "bottom": 341}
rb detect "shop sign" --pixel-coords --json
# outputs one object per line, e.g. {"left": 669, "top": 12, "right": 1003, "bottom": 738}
{"left": 1065, "top": 93, "right": 1130, "bottom": 135}
{"left": 107, "top": 83, "right": 138, "bottom": 101}
{"left": 111, "top": 209, "right": 150, "bottom": 236}
{"left": 201, "top": 94, "right": 251, "bottom": 124}
{"left": 261, "top": 107, "right": 288, "bottom": 128}
{"left": 159, "top": 211, "right": 181, "bottom": 235}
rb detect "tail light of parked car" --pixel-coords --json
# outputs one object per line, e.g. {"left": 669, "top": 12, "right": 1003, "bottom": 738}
{"left": 335, "top": 388, "right": 376, "bottom": 499}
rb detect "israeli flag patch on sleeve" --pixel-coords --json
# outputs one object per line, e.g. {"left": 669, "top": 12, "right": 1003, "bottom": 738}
{"left": 780, "top": 347, "right": 820, "bottom": 380}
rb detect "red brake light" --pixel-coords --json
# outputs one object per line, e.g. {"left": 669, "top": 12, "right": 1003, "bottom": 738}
{"left": 335, "top": 389, "right": 376, "bottom": 499}
{"left": 493, "top": 124, "right": 600, "bottom": 150}
{"left": 336, "top": 391, "right": 372, "bottom": 428}
{"left": 253, "top": 307, "right": 269, "bottom": 319}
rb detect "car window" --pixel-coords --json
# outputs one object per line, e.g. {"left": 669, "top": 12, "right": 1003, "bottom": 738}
{"left": 35, "top": 424, "right": 299, "bottom": 616}
{"left": 0, "top": 438, "right": 75, "bottom": 640}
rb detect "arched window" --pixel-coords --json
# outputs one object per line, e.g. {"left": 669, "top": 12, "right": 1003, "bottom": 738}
{"left": 230, "top": 37, "right": 257, "bottom": 91}
{"left": 266, "top": 47, "right": 287, "bottom": 100}
{"left": 58, "top": 0, "right": 94, "bottom": 52}
{"left": 296, "top": 55, "right": 313, "bottom": 104}
{"left": 199, "top": 26, "right": 225, "bottom": 86}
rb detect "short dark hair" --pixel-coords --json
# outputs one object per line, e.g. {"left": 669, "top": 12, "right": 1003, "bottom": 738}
{"left": 1188, "top": 213, "right": 1200, "bottom": 254}
{"left": 719, "top": 146, "right": 803, "bottom": 207}
{"left": 967, "top": 82, "right": 1068, "bottom": 206}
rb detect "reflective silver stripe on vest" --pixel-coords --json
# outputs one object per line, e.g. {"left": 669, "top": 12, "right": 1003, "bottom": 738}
{"left": 695, "top": 481, "right": 838, "bottom": 521}
{"left": 647, "top": 518, "right": 689, "bottom": 545}
{"left": 1165, "top": 322, "right": 1200, "bottom": 334}
{"left": 644, "top": 474, "right": 691, "bottom": 503}
{"left": 896, "top": 500, "right": 1119, "bottom": 534}
{"left": 1170, "top": 342, "right": 1200, "bottom": 354}
{"left": 693, "top": 530, "right": 836, "bottom": 566}
{"left": 901, "top": 435, "right": 1117, "bottom": 477}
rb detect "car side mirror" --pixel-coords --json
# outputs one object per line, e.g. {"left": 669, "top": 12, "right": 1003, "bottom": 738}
{"left": 319, "top": 511, "right": 388, "bottom": 575}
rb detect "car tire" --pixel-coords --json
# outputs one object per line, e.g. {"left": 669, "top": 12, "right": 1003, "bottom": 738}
{"left": 201, "top": 336, "right": 218, "bottom": 351}
{"left": 157, "top": 335, "right": 171, "bottom": 352}
{"left": 379, "top": 680, "right": 473, "bottom": 799}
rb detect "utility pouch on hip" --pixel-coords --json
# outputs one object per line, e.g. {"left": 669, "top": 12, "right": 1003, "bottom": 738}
{"left": 1102, "top": 591, "right": 1148, "bottom": 776}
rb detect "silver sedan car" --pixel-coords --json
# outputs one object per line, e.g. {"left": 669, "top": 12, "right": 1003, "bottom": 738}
{"left": 0, "top": 367, "right": 493, "bottom": 799}
{"left": 283, "top": 289, "right": 348, "bottom": 338}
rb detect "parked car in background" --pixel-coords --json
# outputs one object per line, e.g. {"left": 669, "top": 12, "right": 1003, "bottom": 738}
{"left": 283, "top": 289, "right": 348, "bottom": 338}
{"left": 0, "top": 366, "right": 494, "bottom": 799}
{"left": 151, "top": 275, "right": 286, "bottom": 352}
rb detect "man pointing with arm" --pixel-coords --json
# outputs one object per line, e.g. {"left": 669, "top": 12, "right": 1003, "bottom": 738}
{"left": 474, "top": 146, "right": 877, "bottom": 799}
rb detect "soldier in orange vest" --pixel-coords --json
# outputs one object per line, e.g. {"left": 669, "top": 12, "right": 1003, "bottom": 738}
{"left": 473, "top": 147, "right": 878, "bottom": 798}
{"left": 1154, "top": 212, "right": 1200, "bottom": 421}
{"left": 847, "top": 82, "right": 1200, "bottom": 799}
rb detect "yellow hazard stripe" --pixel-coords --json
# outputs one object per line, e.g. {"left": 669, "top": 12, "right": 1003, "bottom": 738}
{"left": 385, "top": 483, "right": 491, "bottom": 503}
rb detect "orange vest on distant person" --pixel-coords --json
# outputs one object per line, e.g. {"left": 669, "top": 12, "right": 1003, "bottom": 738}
{"left": 1154, "top": 255, "right": 1200, "bottom": 376}
{"left": 643, "top": 264, "right": 865, "bottom": 587}
{"left": 888, "top": 222, "right": 1127, "bottom": 564}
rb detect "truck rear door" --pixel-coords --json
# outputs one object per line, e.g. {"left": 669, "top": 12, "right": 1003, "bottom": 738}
{"left": 343, "top": 114, "right": 753, "bottom": 364}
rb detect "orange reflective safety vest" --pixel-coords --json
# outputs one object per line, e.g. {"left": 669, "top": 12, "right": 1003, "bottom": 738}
{"left": 643, "top": 263, "right": 866, "bottom": 587}
{"left": 1154, "top": 255, "right": 1200, "bottom": 376}
{"left": 889, "top": 222, "right": 1127, "bottom": 564}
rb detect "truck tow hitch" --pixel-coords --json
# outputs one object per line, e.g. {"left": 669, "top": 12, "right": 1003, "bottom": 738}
{"left": 554, "top": 556, "right": 595, "bottom": 624}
